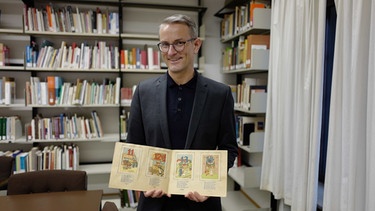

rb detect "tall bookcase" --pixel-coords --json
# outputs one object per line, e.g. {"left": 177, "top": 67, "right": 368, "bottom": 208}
{"left": 215, "top": 0, "right": 273, "bottom": 210}
{"left": 0, "top": 0, "right": 206, "bottom": 200}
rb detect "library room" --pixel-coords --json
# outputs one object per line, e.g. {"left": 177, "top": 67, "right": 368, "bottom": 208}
{"left": 1, "top": 0, "right": 374, "bottom": 211}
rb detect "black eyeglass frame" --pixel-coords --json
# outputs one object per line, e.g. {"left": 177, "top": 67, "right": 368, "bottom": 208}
{"left": 157, "top": 38, "right": 197, "bottom": 53}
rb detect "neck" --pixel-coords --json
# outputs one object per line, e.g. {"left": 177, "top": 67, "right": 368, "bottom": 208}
{"left": 168, "top": 68, "right": 195, "bottom": 85}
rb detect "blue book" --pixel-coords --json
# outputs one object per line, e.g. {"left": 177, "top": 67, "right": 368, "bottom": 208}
{"left": 55, "top": 76, "right": 63, "bottom": 103}
{"left": 26, "top": 45, "right": 32, "bottom": 67}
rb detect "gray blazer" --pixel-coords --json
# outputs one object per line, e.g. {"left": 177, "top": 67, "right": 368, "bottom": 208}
{"left": 126, "top": 72, "right": 238, "bottom": 211}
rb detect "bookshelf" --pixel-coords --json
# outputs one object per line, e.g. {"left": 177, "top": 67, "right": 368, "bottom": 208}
{"left": 215, "top": 0, "right": 272, "bottom": 210}
{"left": 0, "top": 0, "right": 206, "bottom": 202}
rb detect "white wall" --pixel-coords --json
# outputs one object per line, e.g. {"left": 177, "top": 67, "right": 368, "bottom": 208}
{"left": 201, "top": 0, "right": 236, "bottom": 85}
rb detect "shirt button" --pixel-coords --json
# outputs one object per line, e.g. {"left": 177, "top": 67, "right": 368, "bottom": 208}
{"left": 178, "top": 97, "right": 182, "bottom": 101}
{"left": 177, "top": 108, "right": 181, "bottom": 111}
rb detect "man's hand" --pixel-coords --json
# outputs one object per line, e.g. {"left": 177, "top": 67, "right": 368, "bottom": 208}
{"left": 143, "top": 189, "right": 171, "bottom": 198}
{"left": 185, "top": 191, "right": 208, "bottom": 202}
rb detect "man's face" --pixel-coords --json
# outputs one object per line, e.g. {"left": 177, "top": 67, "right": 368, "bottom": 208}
{"left": 158, "top": 23, "right": 201, "bottom": 73}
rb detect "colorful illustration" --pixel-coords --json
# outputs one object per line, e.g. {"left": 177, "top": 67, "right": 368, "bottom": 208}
{"left": 119, "top": 147, "right": 139, "bottom": 173}
{"left": 175, "top": 153, "right": 193, "bottom": 179}
{"left": 201, "top": 154, "right": 219, "bottom": 180}
{"left": 147, "top": 151, "right": 167, "bottom": 177}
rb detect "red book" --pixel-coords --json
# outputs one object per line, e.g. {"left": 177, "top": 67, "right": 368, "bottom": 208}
{"left": 140, "top": 50, "right": 147, "bottom": 69}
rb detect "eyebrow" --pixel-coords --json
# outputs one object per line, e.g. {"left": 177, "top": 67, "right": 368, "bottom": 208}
{"left": 159, "top": 38, "right": 186, "bottom": 43}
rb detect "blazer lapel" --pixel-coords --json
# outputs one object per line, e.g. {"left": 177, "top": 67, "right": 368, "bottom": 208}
{"left": 157, "top": 74, "right": 172, "bottom": 148}
{"left": 185, "top": 75, "right": 207, "bottom": 149}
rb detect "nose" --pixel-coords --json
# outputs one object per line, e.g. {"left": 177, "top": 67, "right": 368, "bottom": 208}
{"left": 167, "top": 45, "right": 178, "bottom": 54}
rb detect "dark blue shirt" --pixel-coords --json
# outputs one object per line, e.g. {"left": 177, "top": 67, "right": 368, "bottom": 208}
{"left": 167, "top": 71, "right": 197, "bottom": 149}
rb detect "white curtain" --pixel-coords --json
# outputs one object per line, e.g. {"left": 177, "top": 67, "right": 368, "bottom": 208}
{"left": 323, "top": 0, "right": 375, "bottom": 210}
{"left": 260, "top": 0, "right": 326, "bottom": 210}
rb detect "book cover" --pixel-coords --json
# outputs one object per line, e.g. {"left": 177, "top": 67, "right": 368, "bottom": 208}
{"left": 47, "top": 76, "right": 56, "bottom": 105}
{"left": 109, "top": 142, "right": 228, "bottom": 197}
{"left": 249, "top": 3, "right": 265, "bottom": 27}
{"left": 246, "top": 34, "right": 270, "bottom": 68}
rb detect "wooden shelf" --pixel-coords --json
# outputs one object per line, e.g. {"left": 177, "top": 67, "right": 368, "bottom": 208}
{"left": 222, "top": 190, "right": 270, "bottom": 211}
{"left": 241, "top": 188, "right": 271, "bottom": 210}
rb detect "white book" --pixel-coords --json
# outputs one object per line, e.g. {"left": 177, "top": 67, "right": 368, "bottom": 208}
{"left": 53, "top": 49, "right": 61, "bottom": 69}
{"left": 60, "top": 82, "right": 70, "bottom": 105}
{"left": 79, "top": 12, "right": 86, "bottom": 33}
{"left": 114, "top": 46, "right": 119, "bottom": 69}
{"left": 6, "top": 117, "right": 11, "bottom": 140}
{"left": 36, "top": 9, "right": 43, "bottom": 32}
{"left": 4, "top": 80, "right": 15, "bottom": 105}
{"left": 79, "top": 42, "right": 85, "bottom": 68}
{"left": 147, "top": 47, "right": 154, "bottom": 70}
{"left": 56, "top": 41, "right": 66, "bottom": 68}
{"left": 115, "top": 77, "right": 121, "bottom": 105}
{"left": 51, "top": 8, "right": 57, "bottom": 32}
{"left": 72, "top": 47, "right": 81, "bottom": 69}
{"left": 27, "top": 8, "right": 33, "bottom": 31}
{"left": 68, "top": 86, "right": 74, "bottom": 105}
{"left": 73, "top": 145, "right": 79, "bottom": 170}
{"left": 97, "top": 12, "right": 102, "bottom": 34}
{"left": 106, "top": 47, "right": 111, "bottom": 69}
{"left": 84, "top": 118, "right": 91, "bottom": 138}
{"left": 79, "top": 80, "right": 87, "bottom": 105}
{"left": 10, "top": 116, "right": 22, "bottom": 140}
{"left": 83, "top": 46, "right": 91, "bottom": 69}
{"left": 40, "top": 82, "right": 48, "bottom": 105}
{"left": 86, "top": 10, "right": 93, "bottom": 33}
{"left": 28, "top": 147, "right": 39, "bottom": 171}
{"left": 89, "top": 119, "right": 97, "bottom": 138}
{"left": 42, "top": 46, "right": 54, "bottom": 68}
{"left": 36, "top": 47, "right": 46, "bottom": 68}
{"left": 80, "top": 117, "right": 86, "bottom": 138}
{"left": 31, "top": 119, "right": 35, "bottom": 140}
{"left": 76, "top": 7, "right": 82, "bottom": 33}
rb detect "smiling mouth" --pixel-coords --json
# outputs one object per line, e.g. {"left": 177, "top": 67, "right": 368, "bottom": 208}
{"left": 169, "top": 57, "right": 182, "bottom": 63}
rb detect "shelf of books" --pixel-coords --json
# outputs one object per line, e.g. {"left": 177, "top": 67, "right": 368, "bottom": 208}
{"left": 1, "top": 0, "right": 207, "bottom": 202}
{"left": 216, "top": 0, "right": 272, "bottom": 210}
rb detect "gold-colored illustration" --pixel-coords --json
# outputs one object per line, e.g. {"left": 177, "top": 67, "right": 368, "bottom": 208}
{"left": 119, "top": 147, "right": 138, "bottom": 173}
{"left": 148, "top": 152, "right": 167, "bottom": 177}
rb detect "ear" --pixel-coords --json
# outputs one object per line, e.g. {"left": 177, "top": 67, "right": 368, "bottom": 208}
{"left": 193, "top": 38, "right": 202, "bottom": 54}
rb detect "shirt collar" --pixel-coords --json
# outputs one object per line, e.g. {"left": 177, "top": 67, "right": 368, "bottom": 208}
{"left": 167, "top": 70, "right": 198, "bottom": 89}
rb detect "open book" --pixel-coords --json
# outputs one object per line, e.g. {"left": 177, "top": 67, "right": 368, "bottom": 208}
{"left": 109, "top": 142, "right": 228, "bottom": 197}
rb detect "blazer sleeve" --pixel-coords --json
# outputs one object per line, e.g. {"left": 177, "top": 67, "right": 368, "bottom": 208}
{"left": 218, "top": 85, "right": 238, "bottom": 170}
{"left": 126, "top": 82, "right": 146, "bottom": 145}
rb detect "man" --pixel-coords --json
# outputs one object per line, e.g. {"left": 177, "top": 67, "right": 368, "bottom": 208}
{"left": 126, "top": 14, "right": 238, "bottom": 211}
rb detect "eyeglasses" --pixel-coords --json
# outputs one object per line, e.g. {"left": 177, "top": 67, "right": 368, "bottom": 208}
{"left": 157, "top": 38, "right": 196, "bottom": 53}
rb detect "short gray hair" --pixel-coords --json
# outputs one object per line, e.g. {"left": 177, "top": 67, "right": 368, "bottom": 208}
{"left": 159, "top": 14, "right": 198, "bottom": 38}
